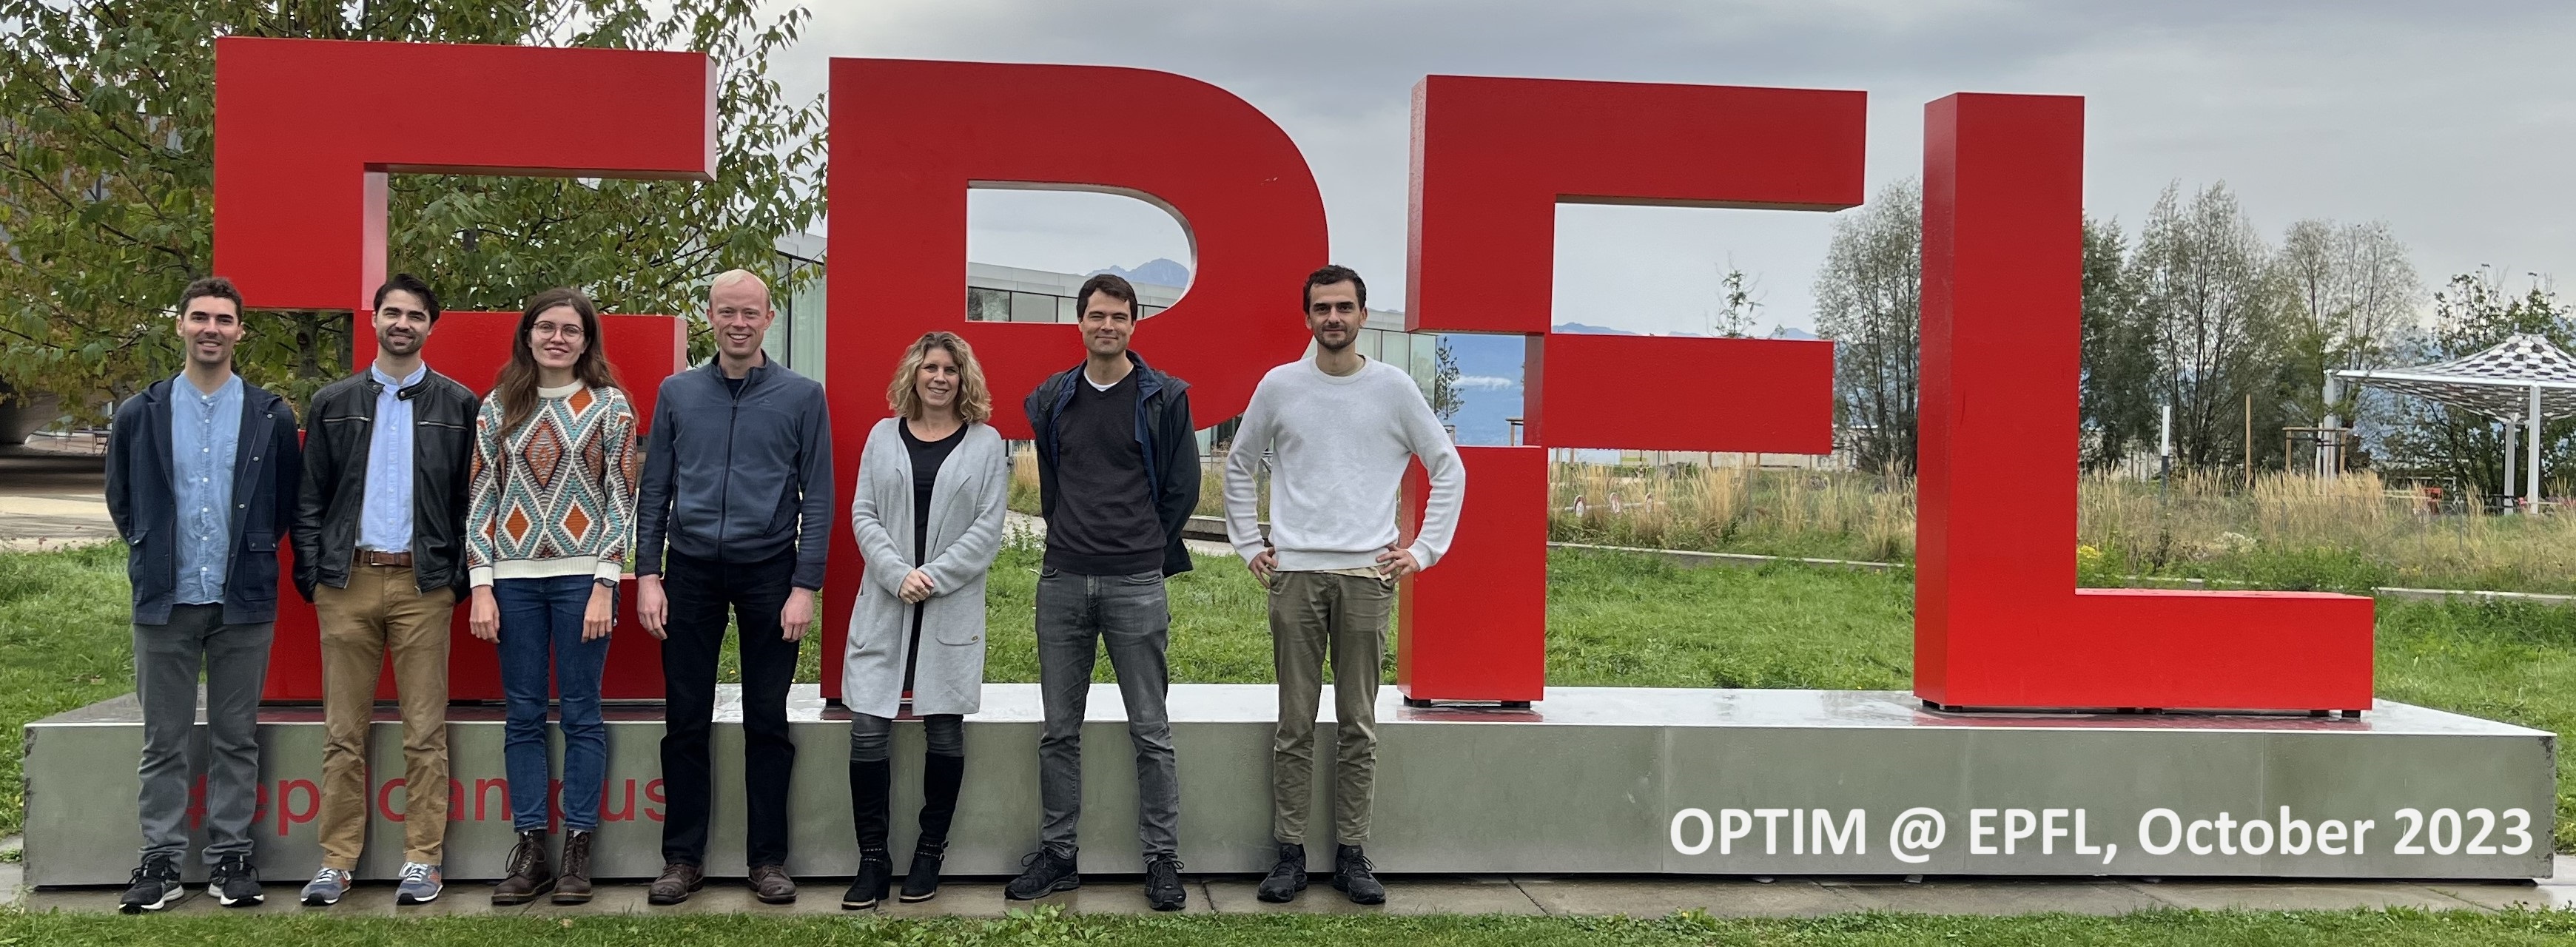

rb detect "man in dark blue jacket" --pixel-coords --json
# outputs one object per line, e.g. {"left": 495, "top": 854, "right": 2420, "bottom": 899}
{"left": 633, "top": 269, "right": 834, "bottom": 906}
{"left": 104, "top": 276, "right": 301, "bottom": 913}
{"left": 1004, "top": 273, "right": 1199, "bottom": 911}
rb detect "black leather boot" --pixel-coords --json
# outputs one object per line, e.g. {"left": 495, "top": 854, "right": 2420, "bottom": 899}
{"left": 901, "top": 752, "right": 964, "bottom": 902}
{"left": 844, "top": 758, "right": 892, "bottom": 909}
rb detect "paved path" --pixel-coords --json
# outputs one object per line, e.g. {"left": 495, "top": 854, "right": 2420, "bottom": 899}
{"left": 13, "top": 860, "right": 2573, "bottom": 917}
{"left": 0, "top": 446, "right": 112, "bottom": 551}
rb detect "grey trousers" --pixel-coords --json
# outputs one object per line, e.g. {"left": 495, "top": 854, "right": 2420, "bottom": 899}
{"left": 1035, "top": 569, "right": 1177, "bottom": 860}
{"left": 1269, "top": 570, "right": 1392, "bottom": 846}
{"left": 135, "top": 604, "right": 274, "bottom": 864}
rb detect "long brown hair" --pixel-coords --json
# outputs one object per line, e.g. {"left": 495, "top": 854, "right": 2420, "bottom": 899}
{"left": 886, "top": 331, "right": 992, "bottom": 425}
{"left": 494, "top": 288, "right": 624, "bottom": 434}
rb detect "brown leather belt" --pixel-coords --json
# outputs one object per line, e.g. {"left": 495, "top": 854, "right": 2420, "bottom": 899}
{"left": 360, "top": 550, "right": 414, "bottom": 567}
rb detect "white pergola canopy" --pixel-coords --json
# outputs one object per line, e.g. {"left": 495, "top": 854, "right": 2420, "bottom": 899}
{"left": 2333, "top": 332, "right": 2576, "bottom": 505}
{"left": 2332, "top": 333, "right": 2576, "bottom": 422}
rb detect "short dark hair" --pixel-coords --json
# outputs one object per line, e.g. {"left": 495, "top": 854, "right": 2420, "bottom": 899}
{"left": 1077, "top": 273, "right": 1138, "bottom": 317}
{"left": 178, "top": 276, "right": 243, "bottom": 317}
{"left": 373, "top": 273, "right": 443, "bottom": 323}
{"left": 1303, "top": 264, "right": 1366, "bottom": 310}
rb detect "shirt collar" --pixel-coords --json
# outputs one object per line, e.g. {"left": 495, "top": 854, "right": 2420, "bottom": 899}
{"left": 175, "top": 373, "right": 242, "bottom": 403}
{"left": 370, "top": 363, "right": 429, "bottom": 390}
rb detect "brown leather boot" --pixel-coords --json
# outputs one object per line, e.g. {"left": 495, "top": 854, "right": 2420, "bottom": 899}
{"left": 749, "top": 863, "right": 798, "bottom": 904}
{"left": 490, "top": 830, "right": 554, "bottom": 906}
{"left": 648, "top": 861, "right": 704, "bottom": 906}
{"left": 551, "top": 829, "right": 594, "bottom": 904}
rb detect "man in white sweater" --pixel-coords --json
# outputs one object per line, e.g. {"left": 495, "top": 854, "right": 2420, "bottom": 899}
{"left": 1224, "top": 264, "right": 1466, "bottom": 906}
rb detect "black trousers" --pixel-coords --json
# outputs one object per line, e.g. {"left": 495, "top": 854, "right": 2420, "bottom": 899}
{"left": 659, "top": 547, "right": 800, "bottom": 868}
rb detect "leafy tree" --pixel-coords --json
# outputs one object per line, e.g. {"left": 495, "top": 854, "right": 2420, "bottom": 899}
{"left": 2133, "top": 181, "right": 2283, "bottom": 473}
{"left": 1429, "top": 336, "right": 1464, "bottom": 422}
{"left": 2079, "top": 215, "right": 2159, "bottom": 470}
{"left": 2268, "top": 218, "right": 2421, "bottom": 469}
{"left": 0, "top": 0, "right": 823, "bottom": 419}
{"left": 1709, "top": 263, "right": 1761, "bottom": 339}
{"left": 1813, "top": 178, "right": 1920, "bottom": 476}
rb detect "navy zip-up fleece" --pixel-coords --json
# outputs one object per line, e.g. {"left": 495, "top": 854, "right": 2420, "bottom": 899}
{"left": 634, "top": 357, "right": 835, "bottom": 590}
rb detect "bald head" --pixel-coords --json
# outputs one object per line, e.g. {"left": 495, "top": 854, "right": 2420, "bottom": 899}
{"left": 711, "top": 268, "right": 770, "bottom": 306}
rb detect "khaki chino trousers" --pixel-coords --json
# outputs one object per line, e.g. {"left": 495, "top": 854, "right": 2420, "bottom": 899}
{"left": 1268, "top": 570, "right": 1393, "bottom": 847}
{"left": 314, "top": 564, "right": 454, "bottom": 869}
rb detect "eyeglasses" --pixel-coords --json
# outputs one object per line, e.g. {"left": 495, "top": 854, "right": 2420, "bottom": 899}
{"left": 531, "top": 322, "right": 587, "bottom": 340}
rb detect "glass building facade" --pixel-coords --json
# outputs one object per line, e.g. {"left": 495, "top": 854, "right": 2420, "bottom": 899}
{"left": 764, "top": 245, "right": 1443, "bottom": 412}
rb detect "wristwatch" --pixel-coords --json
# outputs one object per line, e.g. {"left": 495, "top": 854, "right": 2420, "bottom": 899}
{"left": 594, "top": 577, "right": 616, "bottom": 589}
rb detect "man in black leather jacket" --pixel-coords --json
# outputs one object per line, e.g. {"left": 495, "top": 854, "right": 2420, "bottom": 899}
{"left": 289, "top": 274, "right": 480, "bottom": 908}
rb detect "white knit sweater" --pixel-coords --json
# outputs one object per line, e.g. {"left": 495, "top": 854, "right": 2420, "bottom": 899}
{"left": 1221, "top": 357, "right": 1465, "bottom": 572}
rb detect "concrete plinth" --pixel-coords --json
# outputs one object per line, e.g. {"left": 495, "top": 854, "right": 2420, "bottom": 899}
{"left": 22, "top": 684, "right": 2553, "bottom": 886}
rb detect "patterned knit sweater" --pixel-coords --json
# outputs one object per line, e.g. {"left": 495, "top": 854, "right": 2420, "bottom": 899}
{"left": 465, "top": 381, "right": 640, "bottom": 586}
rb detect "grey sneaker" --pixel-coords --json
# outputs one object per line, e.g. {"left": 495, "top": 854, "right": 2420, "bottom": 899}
{"left": 300, "top": 866, "right": 352, "bottom": 906}
{"left": 396, "top": 862, "right": 445, "bottom": 905}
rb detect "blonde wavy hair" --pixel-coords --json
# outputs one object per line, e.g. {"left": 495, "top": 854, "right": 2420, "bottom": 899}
{"left": 887, "top": 331, "right": 992, "bottom": 423}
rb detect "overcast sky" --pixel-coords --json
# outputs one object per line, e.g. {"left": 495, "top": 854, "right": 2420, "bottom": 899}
{"left": 770, "top": 1, "right": 2576, "bottom": 337}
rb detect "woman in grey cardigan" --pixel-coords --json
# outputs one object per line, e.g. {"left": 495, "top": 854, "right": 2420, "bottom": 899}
{"left": 841, "top": 331, "right": 1009, "bottom": 909}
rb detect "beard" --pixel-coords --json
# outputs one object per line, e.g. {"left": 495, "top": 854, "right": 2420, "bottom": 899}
{"left": 1313, "top": 328, "right": 1353, "bottom": 353}
{"left": 380, "top": 331, "right": 423, "bottom": 357}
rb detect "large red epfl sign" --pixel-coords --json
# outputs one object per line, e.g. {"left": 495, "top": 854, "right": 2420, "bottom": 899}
{"left": 212, "top": 38, "right": 2374, "bottom": 712}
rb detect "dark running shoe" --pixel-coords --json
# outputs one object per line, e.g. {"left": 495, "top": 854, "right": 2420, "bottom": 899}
{"left": 119, "top": 856, "right": 183, "bottom": 914}
{"left": 1003, "top": 849, "right": 1080, "bottom": 900}
{"left": 1256, "top": 842, "right": 1307, "bottom": 903}
{"left": 208, "top": 854, "right": 264, "bottom": 907}
{"left": 1144, "top": 854, "right": 1187, "bottom": 911}
{"left": 1333, "top": 844, "right": 1385, "bottom": 905}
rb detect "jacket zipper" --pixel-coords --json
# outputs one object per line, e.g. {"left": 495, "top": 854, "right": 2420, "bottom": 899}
{"left": 717, "top": 370, "right": 741, "bottom": 553}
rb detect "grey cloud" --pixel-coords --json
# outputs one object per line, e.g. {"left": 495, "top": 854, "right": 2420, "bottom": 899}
{"left": 782, "top": 1, "right": 2576, "bottom": 335}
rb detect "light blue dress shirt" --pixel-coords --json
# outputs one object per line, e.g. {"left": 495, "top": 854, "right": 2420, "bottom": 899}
{"left": 169, "top": 374, "right": 243, "bottom": 604}
{"left": 358, "top": 363, "right": 425, "bottom": 553}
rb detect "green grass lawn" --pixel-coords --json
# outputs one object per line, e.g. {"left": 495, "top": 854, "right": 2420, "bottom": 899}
{"left": 7, "top": 905, "right": 2576, "bottom": 945}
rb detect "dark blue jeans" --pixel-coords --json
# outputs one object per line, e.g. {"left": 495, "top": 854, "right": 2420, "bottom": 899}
{"left": 495, "top": 575, "right": 613, "bottom": 833}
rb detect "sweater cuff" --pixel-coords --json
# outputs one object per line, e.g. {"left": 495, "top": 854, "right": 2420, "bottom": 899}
{"left": 469, "top": 566, "right": 495, "bottom": 587}
{"left": 1407, "top": 539, "right": 1442, "bottom": 571}
{"left": 595, "top": 561, "right": 625, "bottom": 584}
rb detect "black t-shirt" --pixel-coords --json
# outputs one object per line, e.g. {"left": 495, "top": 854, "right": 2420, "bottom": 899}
{"left": 723, "top": 374, "right": 746, "bottom": 397}
{"left": 1044, "top": 370, "right": 1165, "bottom": 576}
{"left": 898, "top": 419, "right": 967, "bottom": 693}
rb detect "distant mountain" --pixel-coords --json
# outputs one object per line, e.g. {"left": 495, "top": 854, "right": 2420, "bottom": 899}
{"left": 1092, "top": 258, "right": 1192, "bottom": 289}
{"left": 1552, "top": 322, "right": 1640, "bottom": 336}
{"left": 1770, "top": 326, "right": 1821, "bottom": 341}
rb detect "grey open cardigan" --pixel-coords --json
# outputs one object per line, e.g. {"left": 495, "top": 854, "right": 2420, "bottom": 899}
{"left": 840, "top": 417, "right": 1010, "bottom": 718}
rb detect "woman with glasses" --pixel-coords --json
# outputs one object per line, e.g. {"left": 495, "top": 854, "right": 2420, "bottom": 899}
{"left": 840, "top": 331, "right": 1009, "bottom": 908}
{"left": 463, "top": 289, "right": 639, "bottom": 906}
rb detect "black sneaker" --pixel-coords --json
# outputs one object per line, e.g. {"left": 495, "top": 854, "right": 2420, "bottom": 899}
{"left": 1255, "top": 842, "right": 1306, "bottom": 903}
{"left": 1143, "top": 854, "right": 1187, "bottom": 911}
{"left": 118, "top": 855, "right": 183, "bottom": 914}
{"left": 1332, "top": 844, "right": 1385, "bottom": 905}
{"left": 209, "top": 854, "right": 265, "bottom": 907}
{"left": 1003, "top": 849, "right": 1080, "bottom": 900}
